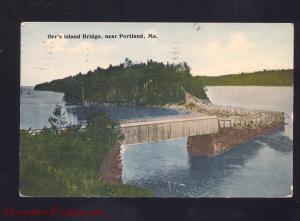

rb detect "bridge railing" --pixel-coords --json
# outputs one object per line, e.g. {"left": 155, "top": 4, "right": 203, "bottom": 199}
{"left": 118, "top": 112, "right": 205, "bottom": 125}
{"left": 185, "top": 92, "right": 285, "bottom": 129}
{"left": 218, "top": 112, "right": 285, "bottom": 129}
{"left": 186, "top": 93, "right": 281, "bottom": 116}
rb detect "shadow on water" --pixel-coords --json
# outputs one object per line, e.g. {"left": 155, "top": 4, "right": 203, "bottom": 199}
{"left": 188, "top": 139, "right": 263, "bottom": 185}
{"left": 190, "top": 127, "right": 292, "bottom": 172}
{"left": 120, "top": 126, "right": 292, "bottom": 197}
{"left": 65, "top": 103, "right": 292, "bottom": 197}
{"left": 256, "top": 132, "right": 293, "bottom": 153}
{"left": 66, "top": 104, "right": 189, "bottom": 122}
{"left": 124, "top": 138, "right": 267, "bottom": 197}
{"left": 65, "top": 106, "right": 93, "bottom": 122}
{"left": 21, "top": 87, "right": 293, "bottom": 197}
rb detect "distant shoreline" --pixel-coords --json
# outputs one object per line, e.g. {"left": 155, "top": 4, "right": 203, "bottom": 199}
{"left": 21, "top": 85, "right": 294, "bottom": 88}
{"left": 198, "top": 69, "right": 293, "bottom": 86}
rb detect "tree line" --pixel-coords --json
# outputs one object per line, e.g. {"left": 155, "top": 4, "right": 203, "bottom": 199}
{"left": 198, "top": 69, "right": 293, "bottom": 86}
{"left": 35, "top": 58, "right": 209, "bottom": 105}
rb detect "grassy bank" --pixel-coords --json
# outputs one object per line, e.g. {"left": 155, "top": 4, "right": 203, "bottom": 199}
{"left": 198, "top": 69, "right": 293, "bottom": 86}
{"left": 20, "top": 105, "right": 153, "bottom": 197}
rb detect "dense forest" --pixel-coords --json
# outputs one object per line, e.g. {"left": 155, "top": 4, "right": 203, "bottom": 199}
{"left": 35, "top": 59, "right": 208, "bottom": 105}
{"left": 198, "top": 69, "right": 293, "bottom": 86}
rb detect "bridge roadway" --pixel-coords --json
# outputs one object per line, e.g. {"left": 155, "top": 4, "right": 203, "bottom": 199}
{"left": 120, "top": 115, "right": 219, "bottom": 145}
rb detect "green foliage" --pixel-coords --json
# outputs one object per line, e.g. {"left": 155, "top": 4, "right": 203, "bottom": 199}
{"left": 35, "top": 59, "right": 209, "bottom": 105}
{"left": 199, "top": 69, "right": 293, "bottom": 86}
{"left": 48, "top": 104, "right": 68, "bottom": 130}
{"left": 20, "top": 106, "right": 152, "bottom": 197}
{"left": 85, "top": 109, "right": 124, "bottom": 146}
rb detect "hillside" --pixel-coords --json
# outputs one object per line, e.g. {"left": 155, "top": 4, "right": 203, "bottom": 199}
{"left": 35, "top": 59, "right": 208, "bottom": 105}
{"left": 198, "top": 69, "right": 293, "bottom": 86}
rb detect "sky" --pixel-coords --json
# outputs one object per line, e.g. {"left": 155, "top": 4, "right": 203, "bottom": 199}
{"left": 21, "top": 22, "right": 293, "bottom": 86}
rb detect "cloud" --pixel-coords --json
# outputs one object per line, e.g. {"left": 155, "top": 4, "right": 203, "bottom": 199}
{"left": 227, "top": 33, "right": 253, "bottom": 51}
{"left": 21, "top": 23, "right": 293, "bottom": 85}
{"left": 204, "top": 33, "right": 252, "bottom": 57}
{"left": 204, "top": 40, "right": 221, "bottom": 57}
{"left": 67, "top": 41, "right": 95, "bottom": 54}
{"left": 197, "top": 32, "right": 268, "bottom": 75}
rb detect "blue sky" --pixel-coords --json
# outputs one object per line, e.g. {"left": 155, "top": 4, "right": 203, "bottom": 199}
{"left": 21, "top": 22, "right": 293, "bottom": 86}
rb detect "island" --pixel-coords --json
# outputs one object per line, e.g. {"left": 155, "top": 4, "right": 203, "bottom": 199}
{"left": 21, "top": 59, "right": 289, "bottom": 197}
{"left": 34, "top": 58, "right": 209, "bottom": 105}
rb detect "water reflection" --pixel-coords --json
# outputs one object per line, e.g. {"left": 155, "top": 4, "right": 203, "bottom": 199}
{"left": 122, "top": 131, "right": 292, "bottom": 197}
{"left": 257, "top": 132, "right": 293, "bottom": 153}
{"left": 20, "top": 87, "right": 78, "bottom": 129}
{"left": 124, "top": 139, "right": 264, "bottom": 197}
{"left": 20, "top": 86, "right": 293, "bottom": 197}
{"left": 67, "top": 104, "right": 189, "bottom": 122}
{"left": 189, "top": 140, "right": 262, "bottom": 175}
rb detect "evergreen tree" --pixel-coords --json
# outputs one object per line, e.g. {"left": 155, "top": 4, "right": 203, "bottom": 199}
{"left": 35, "top": 59, "right": 209, "bottom": 105}
{"left": 48, "top": 104, "right": 68, "bottom": 130}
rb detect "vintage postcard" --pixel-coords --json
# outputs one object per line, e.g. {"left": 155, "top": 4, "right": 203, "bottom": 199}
{"left": 20, "top": 22, "right": 293, "bottom": 197}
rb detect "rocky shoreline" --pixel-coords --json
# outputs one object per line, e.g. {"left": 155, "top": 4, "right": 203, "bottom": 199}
{"left": 101, "top": 123, "right": 286, "bottom": 184}
{"left": 100, "top": 96, "right": 286, "bottom": 183}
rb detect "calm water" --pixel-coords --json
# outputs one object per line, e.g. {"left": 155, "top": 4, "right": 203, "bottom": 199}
{"left": 20, "top": 87, "right": 188, "bottom": 129}
{"left": 121, "top": 86, "right": 293, "bottom": 197}
{"left": 20, "top": 86, "right": 293, "bottom": 197}
{"left": 20, "top": 87, "right": 78, "bottom": 129}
